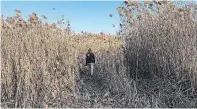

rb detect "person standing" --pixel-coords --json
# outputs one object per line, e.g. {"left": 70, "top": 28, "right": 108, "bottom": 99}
{"left": 86, "top": 48, "right": 95, "bottom": 75}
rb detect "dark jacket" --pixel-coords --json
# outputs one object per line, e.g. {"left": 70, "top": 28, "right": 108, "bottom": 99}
{"left": 86, "top": 52, "right": 95, "bottom": 65}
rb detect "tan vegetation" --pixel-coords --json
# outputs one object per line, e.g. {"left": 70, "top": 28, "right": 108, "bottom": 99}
{"left": 1, "top": 10, "right": 122, "bottom": 107}
{"left": 119, "top": 0, "right": 197, "bottom": 107}
{"left": 1, "top": 1, "right": 197, "bottom": 108}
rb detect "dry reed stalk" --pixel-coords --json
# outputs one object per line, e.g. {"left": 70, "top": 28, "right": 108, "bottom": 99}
{"left": 119, "top": 1, "right": 197, "bottom": 108}
{"left": 1, "top": 17, "right": 122, "bottom": 107}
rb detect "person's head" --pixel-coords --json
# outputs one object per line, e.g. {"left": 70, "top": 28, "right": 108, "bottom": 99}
{"left": 88, "top": 48, "right": 92, "bottom": 53}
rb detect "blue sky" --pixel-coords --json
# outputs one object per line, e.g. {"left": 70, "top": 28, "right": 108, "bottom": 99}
{"left": 1, "top": 1, "right": 124, "bottom": 34}
{"left": 1, "top": 1, "right": 196, "bottom": 34}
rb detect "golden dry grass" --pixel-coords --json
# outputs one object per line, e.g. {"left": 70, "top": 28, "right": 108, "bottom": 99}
{"left": 119, "top": 1, "right": 197, "bottom": 108}
{"left": 1, "top": 25, "right": 122, "bottom": 107}
{"left": 1, "top": 1, "right": 197, "bottom": 108}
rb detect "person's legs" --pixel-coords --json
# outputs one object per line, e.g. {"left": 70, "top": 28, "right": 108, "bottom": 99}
{"left": 90, "top": 63, "right": 94, "bottom": 75}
